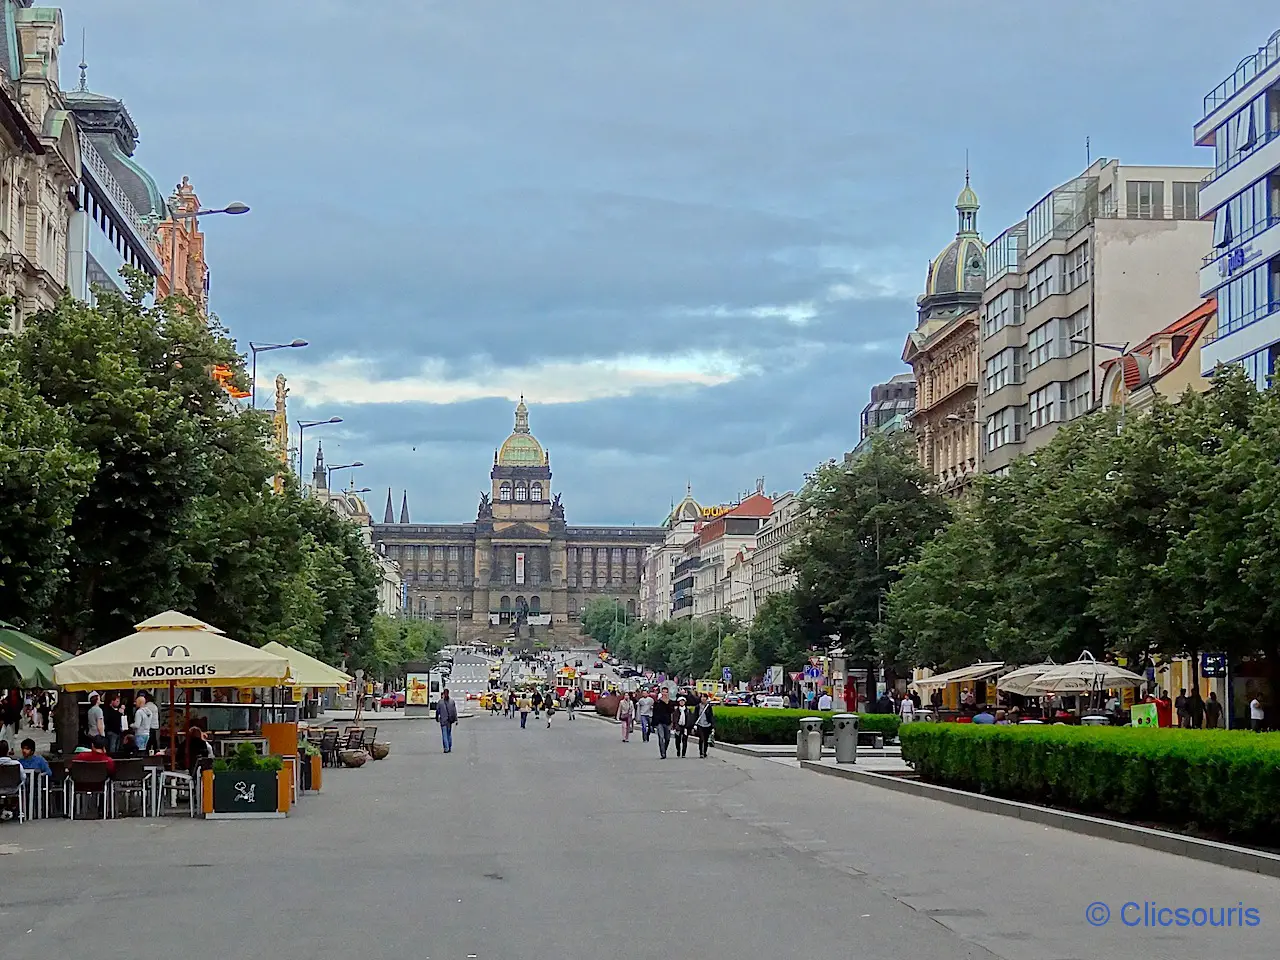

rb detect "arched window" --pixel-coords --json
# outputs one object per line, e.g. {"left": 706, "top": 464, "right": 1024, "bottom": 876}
{"left": 531, "top": 482, "right": 543, "bottom": 501}
{"left": 448, "top": 596, "right": 458, "bottom": 615}
{"left": 530, "top": 596, "right": 541, "bottom": 614}
{"left": 417, "top": 597, "right": 429, "bottom": 616}
{"left": 499, "top": 482, "right": 512, "bottom": 501}
{"left": 515, "top": 482, "right": 528, "bottom": 501}
{"left": 568, "top": 598, "right": 578, "bottom": 615}
{"left": 500, "top": 595, "right": 511, "bottom": 612}
{"left": 433, "top": 595, "right": 442, "bottom": 614}
{"left": 626, "top": 599, "right": 636, "bottom": 618}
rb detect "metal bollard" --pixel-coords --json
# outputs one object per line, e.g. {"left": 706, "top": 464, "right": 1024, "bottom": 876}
{"left": 797, "top": 716, "right": 824, "bottom": 760}
{"left": 832, "top": 713, "right": 859, "bottom": 763}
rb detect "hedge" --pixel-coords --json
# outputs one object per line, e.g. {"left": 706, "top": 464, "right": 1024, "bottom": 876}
{"left": 899, "top": 723, "right": 1280, "bottom": 842}
{"left": 713, "top": 707, "right": 900, "bottom": 745}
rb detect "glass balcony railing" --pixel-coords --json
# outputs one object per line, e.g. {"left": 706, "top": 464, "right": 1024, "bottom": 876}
{"left": 1203, "top": 31, "right": 1280, "bottom": 117}
{"left": 1201, "top": 126, "right": 1280, "bottom": 186}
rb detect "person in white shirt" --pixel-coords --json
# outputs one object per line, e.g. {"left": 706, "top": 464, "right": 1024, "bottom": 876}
{"left": 636, "top": 692, "right": 654, "bottom": 742}
{"left": 899, "top": 694, "right": 916, "bottom": 724}
{"left": 132, "top": 694, "right": 154, "bottom": 753}
{"left": 1250, "top": 696, "right": 1264, "bottom": 732}
{"left": 817, "top": 691, "right": 833, "bottom": 711}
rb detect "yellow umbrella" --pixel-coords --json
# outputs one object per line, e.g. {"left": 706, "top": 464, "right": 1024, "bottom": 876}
{"left": 261, "top": 641, "right": 352, "bottom": 689}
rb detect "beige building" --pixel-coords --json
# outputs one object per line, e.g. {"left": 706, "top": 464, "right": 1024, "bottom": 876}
{"left": 1099, "top": 299, "right": 1216, "bottom": 416}
{"left": 980, "top": 159, "right": 1212, "bottom": 474}
{"left": 903, "top": 176, "right": 986, "bottom": 495}
{"left": 725, "top": 547, "right": 756, "bottom": 624}
{"left": 751, "top": 490, "right": 803, "bottom": 611}
{"left": 0, "top": 4, "right": 80, "bottom": 331}
{"left": 639, "top": 488, "right": 731, "bottom": 623}
{"left": 692, "top": 488, "right": 772, "bottom": 621}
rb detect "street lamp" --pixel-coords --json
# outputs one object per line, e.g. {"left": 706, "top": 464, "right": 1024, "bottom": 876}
{"left": 326, "top": 461, "right": 364, "bottom": 488}
{"left": 455, "top": 605, "right": 462, "bottom": 644}
{"left": 296, "top": 417, "right": 342, "bottom": 482}
{"left": 249, "top": 339, "right": 308, "bottom": 407}
{"left": 1071, "top": 337, "right": 1130, "bottom": 432}
{"left": 164, "top": 198, "right": 250, "bottom": 299}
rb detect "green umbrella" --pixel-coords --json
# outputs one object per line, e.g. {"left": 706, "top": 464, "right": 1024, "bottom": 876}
{"left": 0, "top": 621, "right": 68, "bottom": 689}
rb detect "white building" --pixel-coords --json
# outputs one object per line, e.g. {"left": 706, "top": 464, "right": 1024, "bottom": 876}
{"left": 725, "top": 547, "right": 756, "bottom": 624}
{"left": 692, "top": 488, "right": 772, "bottom": 622}
{"left": 751, "top": 491, "right": 803, "bottom": 611}
{"left": 1194, "top": 29, "right": 1280, "bottom": 386}
{"left": 639, "top": 488, "right": 732, "bottom": 623}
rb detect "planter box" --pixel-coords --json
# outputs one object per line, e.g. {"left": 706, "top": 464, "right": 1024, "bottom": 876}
{"left": 307, "top": 753, "right": 322, "bottom": 792}
{"left": 204, "top": 769, "right": 285, "bottom": 820}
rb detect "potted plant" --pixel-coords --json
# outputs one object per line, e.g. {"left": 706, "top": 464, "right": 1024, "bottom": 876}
{"left": 206, "top": 742, "right": 287, "bottom": 818}
{"left": 299, "top": 740, "right": 322, "bottom": 791}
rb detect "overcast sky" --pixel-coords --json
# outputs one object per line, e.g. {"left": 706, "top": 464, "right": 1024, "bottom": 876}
{"left": 60, "top": 1, "right": 1278, "bottom": 523}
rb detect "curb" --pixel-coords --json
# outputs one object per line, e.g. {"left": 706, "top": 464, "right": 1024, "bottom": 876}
{"left": 798, "top": 760, "right": 1280, "bottom": 880}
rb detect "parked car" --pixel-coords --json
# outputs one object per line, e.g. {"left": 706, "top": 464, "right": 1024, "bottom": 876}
{"left": 760, "top": 695, "right": 788, "bottom": 709}
{"left": 593, "top": 660, "right": 604, "bottom": 668}
{"left": 379, "top": 691, "right": 406, "bottom": 708}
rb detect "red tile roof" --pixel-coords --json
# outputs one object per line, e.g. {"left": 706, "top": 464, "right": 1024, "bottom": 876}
{"left": 1099, "top": 298, "right": 1216, "bottom": 390}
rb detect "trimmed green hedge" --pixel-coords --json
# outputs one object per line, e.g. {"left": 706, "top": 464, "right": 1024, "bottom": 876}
{"left": 713, "top": 707, "right": 900, "bottom": 745}
{"left": 900, "top": 723, "right": 1280, "bottom": 841}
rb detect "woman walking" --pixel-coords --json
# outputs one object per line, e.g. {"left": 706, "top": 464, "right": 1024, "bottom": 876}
{"left": 672, "top": 696, "right": 691, "bottom": 758}
{"left": 694, "top": 694, "right": 715, "bottom": 758}
{"left": 617, "top": 692, "right": 635, "bottom": 741}
{"left": 518, "top": 692, "right": 532, "bottom": 729}
{"left": 545, "top": 691, "right": 557, "bottom": 728}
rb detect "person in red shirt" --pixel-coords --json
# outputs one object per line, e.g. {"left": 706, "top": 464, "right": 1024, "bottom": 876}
{"left": 72, "top": 743, "right": 115, "bottom": 775}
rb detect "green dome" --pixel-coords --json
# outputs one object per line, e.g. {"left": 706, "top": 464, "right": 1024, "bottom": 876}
{"left": 498, "top": 432, "right": 544, "bottom": 466}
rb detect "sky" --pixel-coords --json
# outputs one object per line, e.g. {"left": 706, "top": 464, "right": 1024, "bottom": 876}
{"left": 60, "top": 0, "right": 1280, "bottom": 524}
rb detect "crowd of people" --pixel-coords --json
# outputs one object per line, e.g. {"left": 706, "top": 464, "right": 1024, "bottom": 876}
{"left": 615, "top": 688, "right": 715, "bottom": 758}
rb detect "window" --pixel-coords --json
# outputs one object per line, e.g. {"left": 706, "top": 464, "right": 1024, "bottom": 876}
{"left": 1064, "top": 241, "right": 1089, "bottom": 291}
{"left": 986, "top": 227, "right": 1025, "bottom": 283}
{"left": 448, "top": 546, "right": 459, "bottom": 561}
{"left": 1218, "top": 262, "right": 1272, "bottom": 336}
{"left": 531, "top": 482, "right": 543, "bottom": 501}
{"left": 982, "top": 289, "right": 1024, "bottom": 338}
{"left": 1027, "top": 256, "right": 1061, "bottom": 307}
{"left": 984, "top": 347, "right": 1022, "bottom": 395}
{"left": 515, "top": 483, "right": 528, "bottom": 501}
{"left": 1065, "top": 307, "right": 1090, "bottom": 355}
{"left": 1172, "top": 182, "right": 1199, "bottom": 220}
{"left": 499, "top": 481, "right": 511, "bottom": 501}
{"left": 1126, "top": 180, "right": 1165, "bottom": 220}
{"left": 984, "top": 406, "right": 1025, "bottom": 452}
{"left": 1029, "top": 383, "right": 1063, "bottom": 430}
{"left": 1065, "top": 371, "right": 1092, "bottom": 419}
{"left": 1218, "top": 178, "right": 1270, "bottom": 249}
{"left": 1027, "top": 319, "right": 1056, "bottom": 369}
{"left": 1099, "top": 185, "right": 1115, "bottom": 218}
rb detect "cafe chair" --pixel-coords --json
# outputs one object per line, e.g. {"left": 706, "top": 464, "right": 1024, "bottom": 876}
{"left": 158, "top": 758, "right": 211, "bottom": 818}
{"left": 109, "top": 759, "right": 151, "bottom": 817}
{"left": 0, "top": 765, "right": 27, "bottom": 823}
{"left": 66, "top": 762, "right": 111, "bottom": 820}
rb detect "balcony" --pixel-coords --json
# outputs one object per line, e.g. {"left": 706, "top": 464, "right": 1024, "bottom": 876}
{"left": 1200, "top": 215, "right": 1280, "bottom": 296}
{"left": 1196, "top": 31, "right": 1280, "bottom": 143}
{"left": 1199, "top": 302, "right": 1280, "bottom": 373}
{"left": 1199, "top": 128, "right": 1280, "bottom": 215}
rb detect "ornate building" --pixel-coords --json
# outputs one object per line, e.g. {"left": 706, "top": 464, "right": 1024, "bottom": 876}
{"left": 902, "top": 174, "right": 985, "bottom": 496}
{"left": 372, "top": 399, "right": 664, "bottom": 635}
{"left": 0, "top": 2, "right": 80, "bottom": 331}
{"left": 154, "top": 175, "right": 210, "bottom": 310}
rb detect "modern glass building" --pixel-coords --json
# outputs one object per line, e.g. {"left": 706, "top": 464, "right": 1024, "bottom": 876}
{"left": 1196, "top": 29, "right": 1280, "bottom": 386}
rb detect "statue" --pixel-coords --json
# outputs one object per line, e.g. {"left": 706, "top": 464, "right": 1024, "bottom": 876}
{"left": 551, "top": 492, "right": 564, "bottom": 520}
{"left": 478, "top": 491, "right": 492, "bottom": 518}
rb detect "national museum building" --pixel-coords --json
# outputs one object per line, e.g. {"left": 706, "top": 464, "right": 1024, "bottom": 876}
{"left": 371, "top": 399, "right": 664, "bottom": 634}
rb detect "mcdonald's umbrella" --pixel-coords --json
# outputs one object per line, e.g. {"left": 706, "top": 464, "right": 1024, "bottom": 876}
{"left": 0, "top": 620, "right": 68, "bottom": 689}
{"left": 261, "top": 641, "right": 352, "bottom": 689}
{"left": 53, "top": 610, "right": 290, "bottom": 691}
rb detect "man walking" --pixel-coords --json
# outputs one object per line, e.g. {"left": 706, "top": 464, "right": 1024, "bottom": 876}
{"left": 532, "top": 689, "right": 542, "bottom": 720}
{"left": 436, "top": 688, "right": 459, "bottom": 753}
{"left": 131, "top": 693, "right": 154, "bottom": 754}
{"left": 637, "top": 690, "right": 654, "bottom": 742}
{"left": 518, "top": 691, "right": 531, "bottom": 729}
{"left": 652, "top": 689, "right": 674, "bottom": 759}
{"left": 694, "top": 694, "right": 715, "bottom": 758}
{"left": 617, "top": 693, "right": 634, "bottom": 741}
{"left": 86, "top": 693, "right": 106, "bottom": 749}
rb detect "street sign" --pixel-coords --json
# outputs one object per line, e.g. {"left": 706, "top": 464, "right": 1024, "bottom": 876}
{"left": 1200, "top": 653, "right": 1228, "bottom": 678}
{"left": 721, "top": 667, "right": 732, "bottom": 682}
{"left": 803, "top": 665, "right": 825, "bottom": 681}
{"left": 767, "top": 665, "right": 784, "bottom": 687}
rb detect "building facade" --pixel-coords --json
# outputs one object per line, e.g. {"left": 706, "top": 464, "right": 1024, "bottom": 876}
{"left": 902, "top": 176, "right": 986, "bottom": 495}
{"left": 0, "top": 2, "right": 79, "bottom": 332}
{"left": 860, "top": 373, "right": 916, "bottom": 440}
{"left": 371, "top": 400, "right": 664, "bottom": 634}
{"left": 979, "top": 159, "right": 1211, "bottom": 474}
{"left": 1099, "top": 299, "right": 1217, "bottom": 416}
{"left": 1195, "top": 29, "right": 1280, "bottom": 387}
{"left": 639, "top": 488, "right": 731, "bottom": 624}
{"left": 154, "top": 175, "right": 210, "bottom": 309}
{"left": 64, "top": 70, "right": 163, "bottom": 302}
{"left": 692, "top": 489, "right": 772, "bottom": 620}
{"left": 751, "top": 490, "right": 803, "bottom": 611}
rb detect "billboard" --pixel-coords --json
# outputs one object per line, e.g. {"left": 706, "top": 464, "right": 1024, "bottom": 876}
{"left": 515, "top": 552, "right": 525, "bottom": 585}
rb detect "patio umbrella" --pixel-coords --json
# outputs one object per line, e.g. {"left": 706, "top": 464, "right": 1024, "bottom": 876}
{"left": 0, "top": 620, "right": 68, "bottom": 689}
{"left": 995, "top": 661, "right": 1057, "bottom": 697}
{"left": 910, "top": 661, "right": 1006, "bottom": 691}
{"left": 261, "top": 641, "right": 352, "bottom": 689}
{"left": 1028, "top": 651, "right": 1145, "bottom": 695}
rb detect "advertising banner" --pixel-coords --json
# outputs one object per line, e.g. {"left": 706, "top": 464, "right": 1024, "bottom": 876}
{"left": 1131, "top": 702, "right": 1158, "bottom": 728}
{"left": 406, "top": 673, "right": 431, "bottom": 707}
{"left": 516, "top": 552, "right": 526, "bottom": 585}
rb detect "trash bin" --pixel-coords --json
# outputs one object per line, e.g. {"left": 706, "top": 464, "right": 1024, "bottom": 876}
{"left": 796, "top": 716, "right": 824, "bottom": 760}
{"left": 832, "top": 713, "right": 859, "bottom": 763}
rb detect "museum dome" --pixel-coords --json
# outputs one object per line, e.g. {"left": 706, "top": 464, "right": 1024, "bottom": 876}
{"left": 497, "top": 396, "right": 546, "bottom": 467}
{"left": 924, "top": 172, "right": 986, "bottom": 298}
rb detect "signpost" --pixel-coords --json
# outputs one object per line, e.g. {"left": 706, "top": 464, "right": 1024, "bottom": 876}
{"left": 721, "top": 666, "right": 732, "bottom": 683}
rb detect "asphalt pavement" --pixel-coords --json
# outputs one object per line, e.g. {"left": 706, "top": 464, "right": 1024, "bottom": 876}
{"left": 3, "top": 697, "right": 1276, "bottom": 959}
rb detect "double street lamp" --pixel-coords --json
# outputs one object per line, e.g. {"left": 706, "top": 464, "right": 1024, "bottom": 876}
{"left": 297, "top": 417, "right": 342, "bottom": 482}
{"left": 164, "top": 199, "right": 250, "bottom": 299}
{"left": 326, "top": 461, "right": 364, "bottom": 488}
{"left": 249, "top": 340, "right": 308, "bottom": 407}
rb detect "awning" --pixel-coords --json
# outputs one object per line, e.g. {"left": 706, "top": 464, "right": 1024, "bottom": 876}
{"left": 910, "top": 661, "right": 1006, "bottom": 691}
{"left": 261, "top": 641, "right": 352, "bottom": 689}
{"left": 0, "top": 621, "right": 68, "bottom": 689}
{"left": 53, "top": 610, "right": 290, "bottom": 691}
{"left": 995, "top": 662, "right": 1057, "bottom": 696}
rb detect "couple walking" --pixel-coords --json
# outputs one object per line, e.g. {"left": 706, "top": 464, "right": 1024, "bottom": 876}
{"left": 617, "top": 689, "right": 714, "bottom": 758}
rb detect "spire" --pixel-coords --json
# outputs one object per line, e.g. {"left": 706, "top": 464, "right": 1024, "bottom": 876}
{"left": 383, "top": 488, "right": 394, "bottom": 524}
{"left": 77, "top": 29, "right": 88, "bottom": 92}
{"left": 956, "top": 159, "right": 980, "bottom": 237}
{"left": 312, "top": 440, "right": 327, "bottom": 490}
{"left": 399, "top": 490, "right": 410, "bottom": 524}
{"left": 513, "top": 394, "right": 530, "bottom": 434}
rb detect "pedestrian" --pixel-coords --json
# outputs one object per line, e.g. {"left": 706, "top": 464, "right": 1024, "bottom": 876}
{"left": 567, "top": 691, "right": 576, "bottom": 721}
{"left": 1249, "top": 695, "right": 1264, "bottom": 732}
{"left": 532, "top": 689, "right": 542, "bottom": 719}
{"left": 85, "top": 693, "right": 106, "bottom": 749}
{"left": 899, "top": 692, "right": 916, "bottom": 725}
{"left": 545, "top": 692, "right": 556, "bottom": 729}
{"left": 1174, "top": 688, "right": 1190, "bottom": 728}
{"left": 617, "top": 692, "right": 634, "bottom": 741}
{"left": 652, "top": 688, "right": 674, "bottom": 759}
{"left": 1188, "top": 689, "right": 1205, "bottom": 729}
{"left": 672, "top": 696, "right": 691, "bottom": 758}
{"left": 694, "top": 694, "right": 715, "bottom": 758}
{"left": 131, "top": 693, "right": 153, "bottom": 754}
{"left": 0, "top": 690, "right": 20, "bottom": 742}
{"left": 435, "top": 688, "right": 459, "bottom": 753}
{"left": 104, "top": 694, "right": 126, "bottom": 756}
{"left": 817, "top": 689, "right": 833, "bottom": 711}
{"left": 519, "top": 692, "right": 531, "bottom": 729}
{"left": 1205, "top": 691, "right": 1223, "bottom": 729}
{"left": 36, "top": 693, "right": 50, "bottom": 732}
{"left": 637, "top": 689, "right": 654, "bottom": 742}
{"left": 930, "top": 688, "right": 943, "bottom": 716}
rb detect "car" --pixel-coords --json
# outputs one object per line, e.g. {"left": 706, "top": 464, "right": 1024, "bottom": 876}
{"left": 722, "top": 693, "right": 753, "bottom": 707}
{"left": 760, "top": 695, "right": 788, "bottom": 709}
{"left": 593, "top": 661, "right": 603, "bottom": 668}
{"left": 379, "top": 691, "right": 406, "bottom": 708}
{"left": 574, "top": 659, "right": 583, "bottom": 668}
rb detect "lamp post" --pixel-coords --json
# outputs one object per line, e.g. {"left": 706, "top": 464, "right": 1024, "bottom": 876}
{"left": 249, "top": 339, "right": 308, "bottom": 407}
{"left": 164, "top": 198, "right": 249, "bottom": 299}
{"left": 1072, "top": 337, "right": 1130, "bottom": 433}
{"left": 296, "top": 417, "right": 342, "bottom": 482}
{"left": 326, "top": 461, "right": 364, "bottom": 488}
{"left": 455, "top": 605, "right": 462, "bottom": 644}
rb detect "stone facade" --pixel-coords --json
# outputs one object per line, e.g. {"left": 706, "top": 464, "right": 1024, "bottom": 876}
{"left": 0, "top": 3, "right": 80, "bottom": 332}
{"left": 372, "top": 399, "right": 664, "bottom": 634}
{"left": 154, "top": 175, "right": 209, "bottom": 310}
